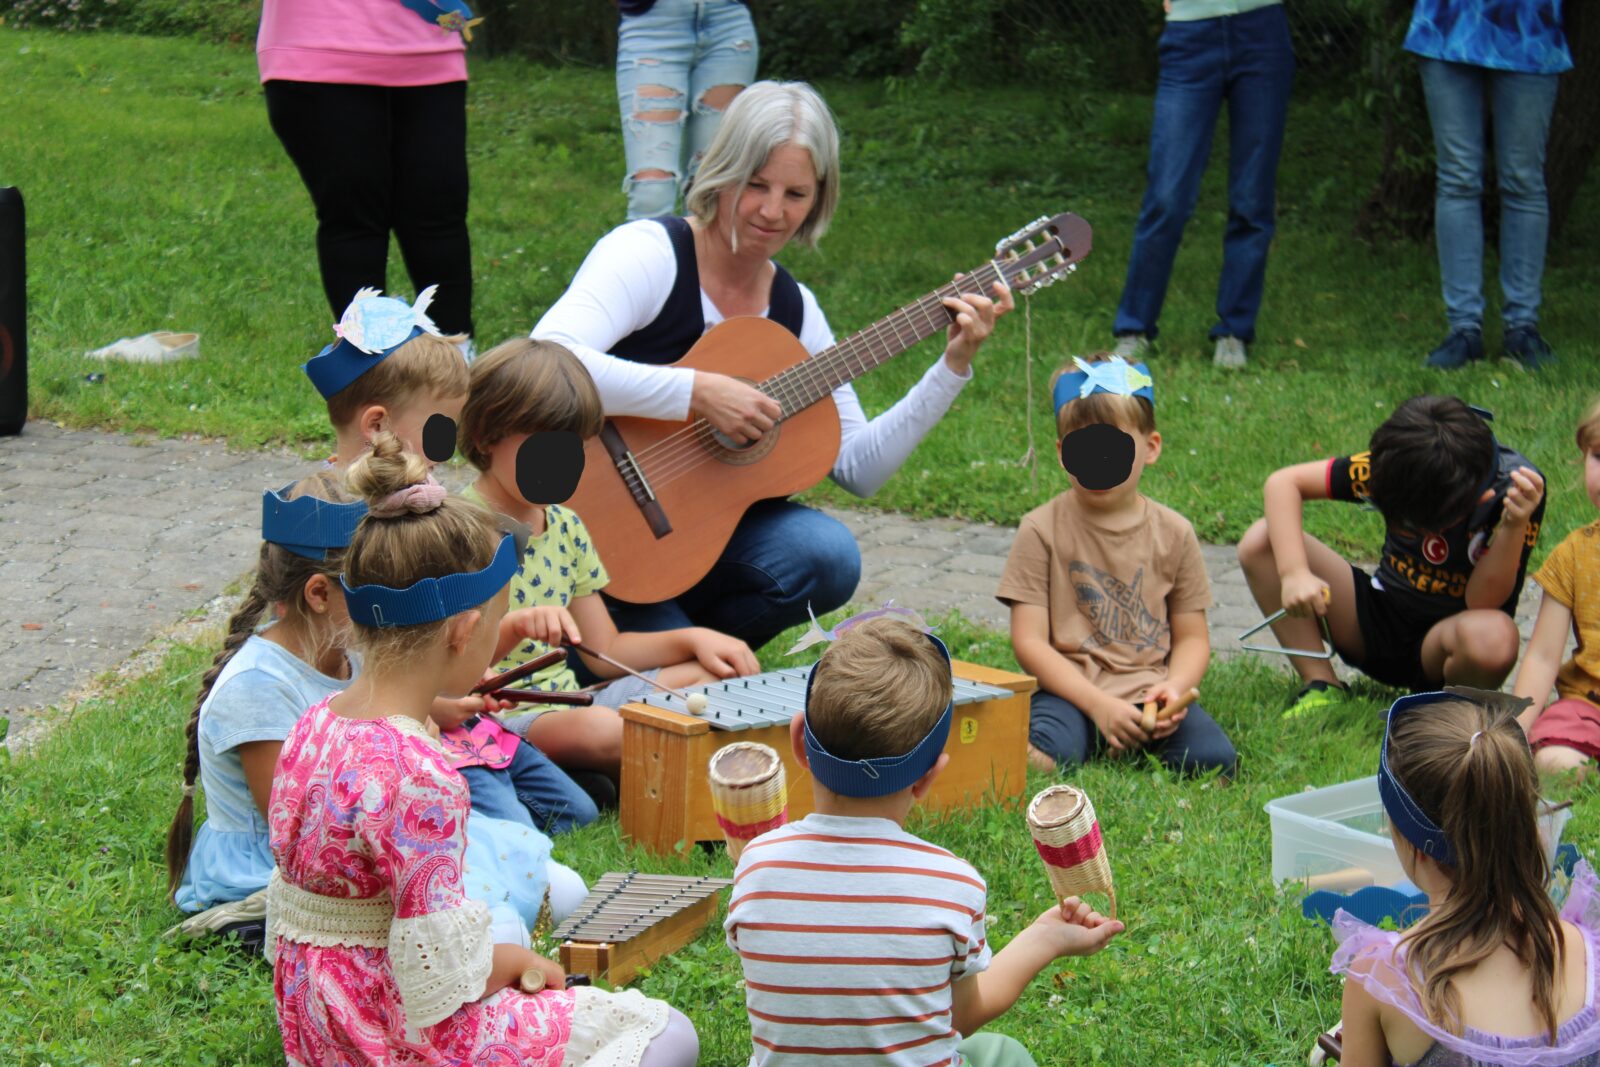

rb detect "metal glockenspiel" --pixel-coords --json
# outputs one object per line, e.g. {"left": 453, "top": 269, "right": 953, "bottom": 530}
{"left": 619, "top": 660, "right": 1038, "bottom": 856}
{"left": 552, "top": 872, "right": 732, "bottom": 986}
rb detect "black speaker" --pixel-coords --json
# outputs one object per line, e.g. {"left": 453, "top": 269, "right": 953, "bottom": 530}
{"left": 0, "top": 186, "right": 25, "bottom": 437}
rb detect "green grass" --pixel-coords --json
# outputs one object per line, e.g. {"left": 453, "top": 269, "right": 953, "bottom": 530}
{"left": 3, "top": 28, "right": 1598, "bottom": 559}
{"left": 5, "top": 609, "right": 1600, "bottom": 1064}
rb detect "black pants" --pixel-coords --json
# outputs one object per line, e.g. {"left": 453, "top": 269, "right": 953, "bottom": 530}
{"left": 264, "top": 79, "right": 473, "bottom": 337}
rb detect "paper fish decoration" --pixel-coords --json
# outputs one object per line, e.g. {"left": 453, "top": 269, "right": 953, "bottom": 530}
{"left": 398, "top": 0, "right": 483, "bottom": 39}
{"left": 1051, "top": 355, "right": 1155, "bottom": 414}
{"left": 785, "top": 600, "right": 932, "bottom": 656}
{"left": 335, "top": 285, "right": 440, "bottom": 355}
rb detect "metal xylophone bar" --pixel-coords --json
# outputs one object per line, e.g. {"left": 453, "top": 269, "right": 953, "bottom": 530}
{"left": 552, "top": 874, "right": 731, "bottom": 941}
{"left": 634, "top": 667, "right": 1014, "bottom": 732}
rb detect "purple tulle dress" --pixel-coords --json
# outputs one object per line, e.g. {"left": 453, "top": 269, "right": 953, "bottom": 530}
{"left": 1331, "top": 862, "right": 1600, "bottom": 1067}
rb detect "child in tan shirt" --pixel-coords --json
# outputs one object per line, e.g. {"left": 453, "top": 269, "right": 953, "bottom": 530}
{"left": 996, "top": 354, "right": 1235, "bottom": 777}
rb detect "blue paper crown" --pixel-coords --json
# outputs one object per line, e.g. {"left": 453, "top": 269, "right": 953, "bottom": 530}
{"left": 1053, "top": 356, "right": 1155, "bottom": 416}
{"left": 342, "top": 531, "right": 518, "bottom": 629}
{"left": 803, "top": 632, "right": 955, "bottom": 798}
{"left": 1378, "top": 691, "right": 1462, "bottom": 867}
{"left": 304, "top": 286, "right": 444, "bottom": 400}
{"left": 262, "top": 484, "right": 368, "bottom": 560}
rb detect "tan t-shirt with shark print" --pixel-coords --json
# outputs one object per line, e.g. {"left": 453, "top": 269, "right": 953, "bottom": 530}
{"left": 996, "top": 493, "right": 1213, "bottom": 704}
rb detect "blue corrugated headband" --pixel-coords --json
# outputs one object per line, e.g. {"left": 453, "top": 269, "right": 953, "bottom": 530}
{"left": 342, "top": 532, "right": 518, "bottom": 628}
{"left": 261, "top": 484, "right": 367, "bottom": 560}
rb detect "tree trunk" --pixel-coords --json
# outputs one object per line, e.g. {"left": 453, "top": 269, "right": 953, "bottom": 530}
{"left": 1357, "top": 0, "right": 1596, "bottom": 243}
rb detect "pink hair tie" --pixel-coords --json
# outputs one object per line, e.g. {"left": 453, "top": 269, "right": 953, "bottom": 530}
{"left": 369, "top": 477, "right": 447, "bottom": 518}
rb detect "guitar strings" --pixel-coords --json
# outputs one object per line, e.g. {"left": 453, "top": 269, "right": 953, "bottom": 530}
{"left": 619, "top": 263, "right": 1010, "bottom": 491}
{"left": 630, "top": 266, "right": 1008, "bottom": 491}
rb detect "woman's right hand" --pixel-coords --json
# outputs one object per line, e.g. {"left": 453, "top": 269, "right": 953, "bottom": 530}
{"left": 1281, "top": 570, "right": 1330, "bottom": 618}
{"left": 692, "top": 371, "right": 782, "bottom": 445}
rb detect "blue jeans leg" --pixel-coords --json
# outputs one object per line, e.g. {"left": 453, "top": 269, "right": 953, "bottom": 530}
{"left": 1421, "top": 59, "right": 1489, "bottom": 333}
{"left": 1029, "top": 691, "right": 1236, "bottom": 778}
{"left": 604, "top": 500, "right": 861, "bottom": 652}
{"left": 1213, "top": 4, "right": 1294, "bottom": 343}
{"left": 616, "top": 0, "right": 757, "bottom": 221}
{"left": 461, "top": 745, "right": 599, "bottom": 835}
{"left": 1113, "top": 17, "right": 1227, "bottom": 340}
{"left": 1489, "top": 70, "right": 1558, "bottom": 330}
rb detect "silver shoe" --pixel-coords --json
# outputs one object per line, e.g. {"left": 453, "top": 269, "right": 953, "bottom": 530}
{"left": 1112, "top": 334, "right": 1151, "bottom": 361}
{"left": 1213, "top": 335, "right": 1247, "bottom": 368}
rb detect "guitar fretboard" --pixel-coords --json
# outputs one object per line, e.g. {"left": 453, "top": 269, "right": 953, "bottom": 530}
{"left": 759, "top": 260, "right": 1008, "bottom": 415}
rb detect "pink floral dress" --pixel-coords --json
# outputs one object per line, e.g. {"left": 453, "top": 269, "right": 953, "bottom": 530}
{"left": 268, "top": 698, "right": 668, "bottom": 1066}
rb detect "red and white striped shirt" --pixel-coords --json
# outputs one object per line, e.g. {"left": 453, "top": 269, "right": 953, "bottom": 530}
{"left": 725, "top": 814, "right": 992, "bottom": 1067}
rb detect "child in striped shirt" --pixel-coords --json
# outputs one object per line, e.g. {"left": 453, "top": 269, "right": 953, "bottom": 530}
{"left": 725, "top": 619, "right": 1124, "bottom": 1067}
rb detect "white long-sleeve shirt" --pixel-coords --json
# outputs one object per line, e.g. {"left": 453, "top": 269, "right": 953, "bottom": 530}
{"left": 533, "top": 220, "right": 971, "bottom": 498}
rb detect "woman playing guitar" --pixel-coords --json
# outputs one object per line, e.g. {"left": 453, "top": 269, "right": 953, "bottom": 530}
{"left": 535, "top": 80, "right": 1012, "bottom": 650}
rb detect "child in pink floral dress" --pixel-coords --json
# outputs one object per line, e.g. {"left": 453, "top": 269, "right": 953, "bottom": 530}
{"left": 267, "top": 432, "right": 698, "bottom": 1066}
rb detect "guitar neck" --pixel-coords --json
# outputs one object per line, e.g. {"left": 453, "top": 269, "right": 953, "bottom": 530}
{"left": 761, "top": 260, "right": 1006, "bottom": 415}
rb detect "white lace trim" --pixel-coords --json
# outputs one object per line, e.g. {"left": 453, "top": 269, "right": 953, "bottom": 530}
{"left": 563, "top": 986, "right": 671, "bottom": 1067}
{"left": 388, "top": 900, "right": 494, "bottom": 1030}
{"left": 265, "top": 869, "right": 392, "bottom": 954}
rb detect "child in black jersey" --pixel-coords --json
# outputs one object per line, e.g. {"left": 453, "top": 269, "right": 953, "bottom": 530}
{"left": 1237, "top": 395, "right": 1545, "bottom": 716}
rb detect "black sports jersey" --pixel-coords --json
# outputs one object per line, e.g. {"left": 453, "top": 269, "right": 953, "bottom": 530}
{"left": 1325, "top": 443, "right": 1544, "bottom": 617}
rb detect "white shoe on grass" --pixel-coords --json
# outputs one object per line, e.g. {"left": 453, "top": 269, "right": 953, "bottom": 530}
{"left": 1213, "top": 335, "right": 1247, "bottom": 368}
{"left": 1112, "top": 334, "right": 1150, "bottom": 361}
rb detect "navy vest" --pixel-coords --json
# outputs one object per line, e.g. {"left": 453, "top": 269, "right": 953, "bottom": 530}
{"left": 610, "top": 216, "right": 805, "bottom": 367}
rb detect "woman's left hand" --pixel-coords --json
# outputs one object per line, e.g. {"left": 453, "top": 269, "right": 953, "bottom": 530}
{"left": 941, "top": 277, "right": 1014, "bottom": 375}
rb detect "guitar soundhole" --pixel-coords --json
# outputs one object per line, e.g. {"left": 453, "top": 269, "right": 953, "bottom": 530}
{"left": 708, "top": 423, "right": 780, "bottom": 466}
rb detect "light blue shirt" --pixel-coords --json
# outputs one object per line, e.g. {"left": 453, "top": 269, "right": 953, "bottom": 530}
{"left": 1167, "top": 0, "right": 1280, "bottom": 22}
{"left": 175, "top": 635, "right": 555, "bottom": 940}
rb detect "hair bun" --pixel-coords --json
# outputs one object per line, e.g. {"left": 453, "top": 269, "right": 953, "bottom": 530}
{"left": 345, "top": 431, "right": 433, "bottom": 511}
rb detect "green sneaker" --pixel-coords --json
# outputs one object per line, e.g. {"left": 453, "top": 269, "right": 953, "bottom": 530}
{"left": 1283, "top": 680, "right": 1350, "bottom": 720}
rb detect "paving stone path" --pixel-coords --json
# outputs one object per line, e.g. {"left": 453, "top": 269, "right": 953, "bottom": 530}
{"left": 1, "top": 421, "right": 1544, "bottom": 747}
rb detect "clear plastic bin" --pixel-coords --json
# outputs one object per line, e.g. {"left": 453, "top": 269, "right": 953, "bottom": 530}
{"left": 1265, "top": 776, "right": 1573, "bottom": 891}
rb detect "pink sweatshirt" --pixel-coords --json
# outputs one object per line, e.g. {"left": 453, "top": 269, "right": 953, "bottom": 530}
{"left": 257, "top": 0, "right": 467, "bottom": 87}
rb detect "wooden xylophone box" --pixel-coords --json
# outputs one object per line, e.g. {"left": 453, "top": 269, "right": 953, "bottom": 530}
{"left": 620, "top": 660, "right": 1035, "bottom": 856}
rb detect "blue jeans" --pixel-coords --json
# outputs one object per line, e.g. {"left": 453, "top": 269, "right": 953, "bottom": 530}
{"left": 459, "top": 738, "right": 599, "bottom": 835}
{"left": 1419, "top": 58, "right": 1560, "bottom": 333}
{"left": 1029, "top": 690, "right": 1238, "bottom": 778}
{"left": 616, "top": 0, "right": 759, "bottom": 220}
{"left": 600, "top": 500, "right": 861, "bottom": 652}
{"left": 1113, "top": 4, "right": 1295, "bottom": 344}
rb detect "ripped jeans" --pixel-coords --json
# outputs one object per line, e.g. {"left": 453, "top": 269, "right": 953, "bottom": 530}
{"left": 616, "top": 0, "right": 758, "bottom": 220}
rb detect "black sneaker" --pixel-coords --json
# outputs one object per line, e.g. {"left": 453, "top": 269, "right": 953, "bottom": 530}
{"left": 568, "top": 769, "right": 618, "bottom": 812}
{"left": 1282, "top": 679, "right": 1351, "bottom": 721}
{"left": 1423, "top": 328, "right": 1484, "bottom": 370}
{"left": 1504, "top": 325, "right": 1557, "bottom": 371}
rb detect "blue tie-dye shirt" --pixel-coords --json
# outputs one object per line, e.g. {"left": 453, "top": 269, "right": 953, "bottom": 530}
{"left": 1404, "top": 0, "right": 1572, "bottom": 74}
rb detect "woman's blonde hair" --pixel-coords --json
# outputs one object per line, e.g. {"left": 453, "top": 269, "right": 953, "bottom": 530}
{"left": 685, "top": 80, "right": 840, "bottom": 250}
{"left": 343, "top": 432, "right": 504, "bottom": 667}
{"left": 163, "top": 468, "right": 353, "bottom": 897}
{"left": 460, "top": 338, "right": 604, "bottom": 471}
{"left": 1389, "top": 697, "right": 1565, "bottom": 1042}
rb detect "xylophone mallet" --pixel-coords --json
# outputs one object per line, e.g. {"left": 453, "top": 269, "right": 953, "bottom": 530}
{"left": 1139, "top": 686, "right": 1201, "bottom": 733}
{"left": 572, "top": 641, "right": 709, "bottom": 713}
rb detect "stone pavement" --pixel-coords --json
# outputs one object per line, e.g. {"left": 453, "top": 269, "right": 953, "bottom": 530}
{"left": 0, "top": 420, "right": 1545, "bottom": 748}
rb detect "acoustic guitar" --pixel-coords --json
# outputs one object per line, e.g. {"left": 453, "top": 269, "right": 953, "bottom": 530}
{"left": 568, "top": 213, "right": 1094, "bottom": 604}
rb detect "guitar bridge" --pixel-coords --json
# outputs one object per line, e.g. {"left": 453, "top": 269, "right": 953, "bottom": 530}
{"left": 600, "top": 422, "right": 673, "bottom": 540}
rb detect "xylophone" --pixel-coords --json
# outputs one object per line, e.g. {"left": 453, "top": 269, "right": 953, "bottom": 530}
{"left": 620, "top": 660, "right": 1035, "bottom": 856}
{"left": 551, "top": 871, "right": 731, "bottom": 986}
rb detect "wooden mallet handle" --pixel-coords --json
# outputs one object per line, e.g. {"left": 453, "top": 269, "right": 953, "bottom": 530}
{"left": 471, "top": 649, "right": 568, "bottom": 695}
{"left": 1141, "top": 687, "right": 1201, "bottom": 731}
{"left": 491, "top": 688, "right": 595, "bottom": 707}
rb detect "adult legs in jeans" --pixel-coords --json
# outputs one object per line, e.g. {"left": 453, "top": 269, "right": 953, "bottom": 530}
{"left": 459, "top": 744, "right": 599, "bottom": 835}
{"left": 263, "top": 81, "right": 473, "bottom": 335}
{"left": 1029, "top": 690, "right": 1237, "bottom": 778}
{"left": 1213, "top": 5, "right": 1294, "bottom": 343}
{"left": 616, "top": 0, "right": 757, "bottom": 220}
{"left": 1112, "top": 19, "right": 1227, "bottom": 341}
{"left": 603, "top": 500, "right": 861, "bottom": 652}
{"left": 1489, "top": 70, "right": 1559, "bottom": 330}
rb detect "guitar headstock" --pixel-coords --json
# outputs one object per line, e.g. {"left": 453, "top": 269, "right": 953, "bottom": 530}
{"left": 993, "top": 213, "right": 1093, "bottom": 296}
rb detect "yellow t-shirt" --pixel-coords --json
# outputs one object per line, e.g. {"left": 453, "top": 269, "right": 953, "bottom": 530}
{"left": 461, "top": 486, "right": 609, "bottom": 694}
{"left": 1533, "top": 519, "right": 1600, "bottom": 707}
